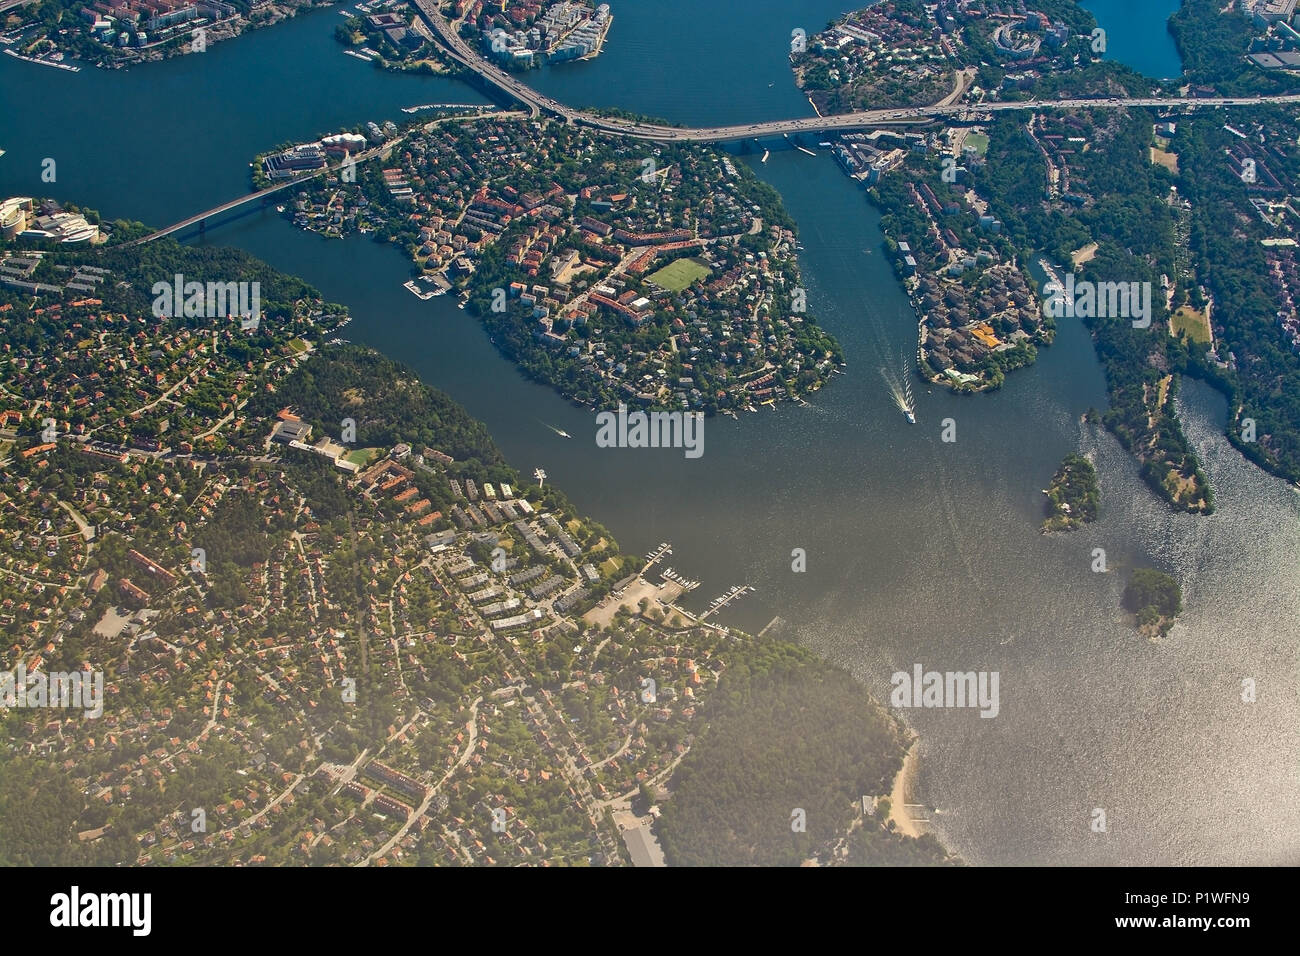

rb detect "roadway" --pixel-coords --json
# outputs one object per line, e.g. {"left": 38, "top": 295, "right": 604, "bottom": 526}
{"left": 135, "top": 6, "right": 1300, "bottom": 244}
{"left": 575, "top": 93, "right": 1300, "bottom": 143}
{"left": 411, "top": 2, "right": 1300, "bottom": 142}
{"left": 130, "top": 142, "right": 392, "bottom": 244}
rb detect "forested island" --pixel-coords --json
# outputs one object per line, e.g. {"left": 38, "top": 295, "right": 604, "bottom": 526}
{"left": 1123, "top": 568, "right": 1182, "bottom": 638}
{"left": 1042, "top": 453, "right": 1099, "bottom": 532}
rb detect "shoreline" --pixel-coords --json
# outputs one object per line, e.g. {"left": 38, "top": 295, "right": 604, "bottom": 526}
{"left": 2, "top": 48, "right": 81, "bottom": 72}
{"left": 887, "top": 736, "right": 923, "bottom": 838}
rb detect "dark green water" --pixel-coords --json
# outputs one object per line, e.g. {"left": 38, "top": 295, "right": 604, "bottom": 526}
{"left": 2, "top": 2, "right": 1297, "bottom": 865}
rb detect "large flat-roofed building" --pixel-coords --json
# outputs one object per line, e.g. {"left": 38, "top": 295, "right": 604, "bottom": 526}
{"left": 0, "top": 197, "right": 32, "bottom": 241}
{"left": 8, "top": 201, "right": 100, "bottom": 243}
{"left": 263, "top": 143, "right": 327, "bottom": 181}
{"left": 1251, "top": 0, "right": 1298, "bottom": 26}
{"left": 273, "top": 419, "right": 313, "bottom": 444}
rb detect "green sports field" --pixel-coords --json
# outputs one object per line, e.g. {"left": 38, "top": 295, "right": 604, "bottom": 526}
{"left": 648, "top": 257, "right": 711, "bottom": 292}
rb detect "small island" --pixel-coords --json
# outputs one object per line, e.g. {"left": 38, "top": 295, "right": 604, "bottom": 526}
{"left": 1123, "top": 568, "right": 1182, "bottom": 638}
{"left": 1041, "top": 453, "right": 1099, "bottom": 532}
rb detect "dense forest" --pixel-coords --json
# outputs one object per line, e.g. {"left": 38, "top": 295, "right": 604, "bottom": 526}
{"left": 251, "top": 344, "right": 503, "bottom": 466}
{"left": 1122, "top": 567, "right": 1182, "bottom": 637}
{"left": 1172, "top": 113, "right": 1300, "bottom": 485}
{"left": 657, "top": 640, "right": 953, "bottom": 867}
{"left": 1042, "top": 453, "right": 1100, "bottom": 531}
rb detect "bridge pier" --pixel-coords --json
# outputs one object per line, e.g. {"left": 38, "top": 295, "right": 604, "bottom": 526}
{"left": 197, "top": 219, "right": 205, "bottom": 234}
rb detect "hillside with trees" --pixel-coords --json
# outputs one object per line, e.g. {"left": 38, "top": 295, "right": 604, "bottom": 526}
{"left": 656, "top": 641, "right": 954, "bottom": 867}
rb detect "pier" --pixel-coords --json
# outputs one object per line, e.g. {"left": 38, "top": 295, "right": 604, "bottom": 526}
{"left": 659, "top": 567, "right": 699, "bottom": 590}
{"left": 642, "top": 542, "right": 671, "bottom": 572}
{"left": 3, "top": 48, "right": 80, "bottom": 71}
{"left": 401, "top": 103, "right": 495, "bottom": 114}
{"left": 699, "top": 584, "right": 754, "bottom": 620}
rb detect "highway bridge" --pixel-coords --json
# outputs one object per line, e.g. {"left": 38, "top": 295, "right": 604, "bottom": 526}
{"left": 615, "top": 93, "right": 1300, "bottom": 143}
{"left": 411, "top": 0, "right": 1300, "bottom": 142}
{"left": 132, "top": 3, "right": 1300, "bottom": 246}
{"left": 130, "top": 144, "right": 391, "bottom": 245}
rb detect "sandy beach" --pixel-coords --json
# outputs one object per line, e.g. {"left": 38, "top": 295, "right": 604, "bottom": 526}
{"left": 887, "top": 739, "right": 924, "bottom": 838}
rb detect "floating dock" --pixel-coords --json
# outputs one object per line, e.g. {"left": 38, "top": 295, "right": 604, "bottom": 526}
{"left": 660, "top": 567, "right": 699, "bottom": 590}
{"left": 700, "top": 584, "right": 755, "bottom": 620}
{"left": 4, "top": 49, "right": 80, "bottom": 71}
{"left": 401, "top": 103, "right": 492, "bottom": 114}
{"left": 404, "top": 276, "right": 449, "bottom": 300}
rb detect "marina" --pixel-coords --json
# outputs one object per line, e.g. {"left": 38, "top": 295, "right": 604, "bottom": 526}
{"left": 644, "top": 542, "right": 671, "bottom": 561}
{"left": 401, "top": 103, "right": 493, "bottom": 114}
{"left": 403, "top": 276, "right": 449, "bottom": 300}
{"left": 3, "top": 48, "right": 80, "bottom": 71}
{"left": 700, "top": 584, "right": 756, "bottom": 620}
{"left": 659, "top": 567, "right": 699, "bottom": 590}
{"left": 1038, "top": 257, "right": 1067, "bottom": 313}
{"left": 642, "top": 542, "right": 672, "bottom": 573}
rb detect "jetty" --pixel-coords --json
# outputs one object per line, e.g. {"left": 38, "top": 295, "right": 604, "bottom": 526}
{"left": 401, "top": 103, "right": 493, "bottom": 114}
{"left": 699, "top": 584, "right": 755, "bottom": 620}
{"left": 3, "top": 48, "right": 80, "bottom": 71}
{"left": 659, "top": 566, "right": 699, "bottom": 590}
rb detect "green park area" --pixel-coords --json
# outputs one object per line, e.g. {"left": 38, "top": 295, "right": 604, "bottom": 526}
{"left": 344, "top": 447, "right": 382, "bottom": 467}
{"left": 1170, "top": 306, "right": 1212, "bottom": 344}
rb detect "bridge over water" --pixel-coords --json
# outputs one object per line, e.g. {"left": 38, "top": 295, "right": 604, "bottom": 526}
{"left": 133, "top": 3, "right": 1300, "bottom": 245}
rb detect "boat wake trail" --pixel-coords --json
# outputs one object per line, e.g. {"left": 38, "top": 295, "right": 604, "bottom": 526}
{"left": 880, "top": 349, "right": 916, "bottom": 422}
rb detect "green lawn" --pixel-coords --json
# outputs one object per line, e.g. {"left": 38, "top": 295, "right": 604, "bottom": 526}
{"left": 344, "top": 447, "right": 381, "bottom": 467}
{"left": 964, "top": 133, "right": 989, "bottom": 157}
{"left": 648, "top": 257, "right": 711, "bottom": 292}
{"left": 1170, "top": 306, "right": 1211, "bottom": 344}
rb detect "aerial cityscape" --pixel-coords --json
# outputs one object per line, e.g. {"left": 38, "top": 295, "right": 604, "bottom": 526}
{"left": 1, "top": 0, "right": 1297, "bottom": 900}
